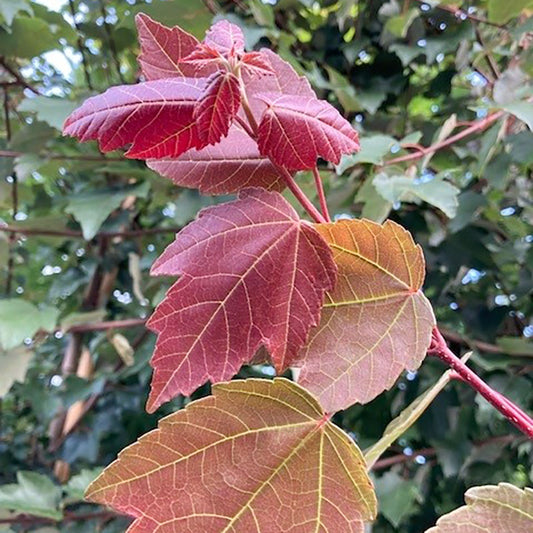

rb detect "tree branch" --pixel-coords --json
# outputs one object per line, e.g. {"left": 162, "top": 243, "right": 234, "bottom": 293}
{"left": 0, "top": 224, "right": 183, "bottom": 239}
{"left": 429, "top": 327, "right": 533, "bottom": 438}
{"left": 0, "top": 149, "right": 122, "bottom": 161}
{"left": 385, "top": 110, "right": 504, "bottom": 166}
{"left": 0, "top": 57, "right": 41, "bottom": 95}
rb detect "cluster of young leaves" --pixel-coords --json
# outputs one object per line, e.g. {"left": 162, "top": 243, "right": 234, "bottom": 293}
{"left": 1, "top": 0, "right": 533, "bottom": 532}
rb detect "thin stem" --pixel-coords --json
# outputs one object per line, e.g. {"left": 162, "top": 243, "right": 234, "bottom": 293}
{"left": 0, "top": 150, "right": 122, "bottom": 160}
{"left": 429, "top": 327, "right": 533, "bottom": 439}
{"left": 386, "top": 110, "right": 504, "bottom": 166}
{"left": 0, "top": 224, "right": 183, "bottom": 239}
{"left": 312, "top": 166, "right": 331, "bottom": 222}
{"left": 3, "top": 87, "right": 17, "bottom": 296}
{"left": 238, "top": 85, "right": 326, "bottom": 223}
{"left": 277, "top": 166, "right": 326, "bottom": 223}
{"left": 98, "top": 0, "right": 125, "bottom": 83}
{"left": 412, "top": 0, "right": 506, "bottom": 29}
{"left": 66, "top": 317, "right": 147, "bottom": 333}
{"left": 67, "top": 0, "right": 93, "bottom": 90}
{"left": 234, "top": 115, "right": 256, "bottom": 139}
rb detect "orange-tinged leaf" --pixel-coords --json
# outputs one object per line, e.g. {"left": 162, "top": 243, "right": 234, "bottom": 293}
{"left": 146, "top": 189, "right": 337, "bottom": 412}
{"left": 425, "top": 483, "right": 533, "bottom": 532}
{"left": 86, "top": 378, "right": 377, "bottom": 533}
{"left": 298, "top": 219, "right": 435, "bottom": 413}
{"left": 147, "top": 126, "right": 284, "bottom": 194}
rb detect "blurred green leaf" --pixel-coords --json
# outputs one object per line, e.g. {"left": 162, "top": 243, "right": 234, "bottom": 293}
{"left": 0, "top": 472, "right": 62, "bottom": 520}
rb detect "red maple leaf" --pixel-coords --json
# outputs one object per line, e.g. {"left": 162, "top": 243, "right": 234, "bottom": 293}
{"left": 135, "top": 13, "right": 200, "bottom": 79}
{"left": 147, "top": 125, "right": 283, "bottom": 194}
{"left": 145, "top": 188, "right": 337, "bottom": 412}
{"left": 204, "top": 19, "right": 245, "bottom": 55}
{"left": 256, "top": 93, "right": 360, "bottom": 169}
{"left": 63, "top": 79, "right": 208, "bottom": 158}
{"left": 194, "top": 70, "right": 241, "bottom": 145}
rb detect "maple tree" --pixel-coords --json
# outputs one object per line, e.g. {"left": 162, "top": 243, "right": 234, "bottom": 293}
{"left": 1, "top": 3, "right": 531, "bottom": 531}
{"left": 60, "top": 14, "right": 533, "bottom": 532}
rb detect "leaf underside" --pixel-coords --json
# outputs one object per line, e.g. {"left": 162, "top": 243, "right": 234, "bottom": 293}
{"left": 147, "top": 125, "right": 284, "bottom": 194}
{"left": 425, "top": 483, "right": 533, "bottom": 532}
{"left": 145, "top": 188, "right": 337, "bottom": 412}
{"left": 297, "top": 219, "right": 435, "bottom": 413}
{"left": 63, "top": 78, "right": 207, "bottom": 159}
{"left": 86, "top": 378, "right": 377, "bottom": 533}
{"left": 256, "top": 93, "right": 360, "bottom": 170}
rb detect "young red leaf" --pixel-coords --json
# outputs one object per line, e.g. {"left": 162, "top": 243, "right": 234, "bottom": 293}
{"left": 245, "top": 48, "right": 315, "bottom": 98}
{"left": 426, "top": 483, "right": 533, "bottom": 532}
{"left": 146, "top": 188, "right": 337, "bottom": 412}
{"left": 63, "top": 79, "right": 207, "bottom": 159}
{"left": 204, "top": 19, "right": 245, "bottom": 55}
{"left": 135, "top": 13, "right": 200, "bottom": 80}
{"left": 297, "top": 219, "right": 435, "bottom": 413}
{"left": 178, "top": 43, "right": 223, "bottom": 75}
{"left": 86, "top": 378, "right": 377, "bottom": 533}
{"left": 240, "top": 51, "right": 275, "bottom": 77}
{"left": 147, "top": 126, "right": 284, "bottom": 194}
{"left": 256, "top": 93, "right": 360, "bottom": 170}
{"left": 194, "top": 70, "right": 241, "bottom": 145}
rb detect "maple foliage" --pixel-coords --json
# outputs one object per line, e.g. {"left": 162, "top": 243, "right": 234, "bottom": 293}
{"left": 63, "top": 15, "right": 358, "bottom": 174}
{"left": 297, "top": 219, "right": 435, "bottom": 413}
{"left": 146, "top": 126, "right": 283, "bottom": 194}
{"left": 135, "top": 13, "right": 199, "bottom": 79}
{"left": 145, "top": 188, "right": 337, "bottom": 412}
{"left": 86, "top": 378, "right": 377, "bottom": 533}
{"left": 425, "top": 483, "right": 533, "bottom": 532}
{"left": 256, "top": 94, "right": 360, "bottom": 170}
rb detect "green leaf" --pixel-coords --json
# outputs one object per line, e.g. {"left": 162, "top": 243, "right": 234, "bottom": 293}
{"left": 373, "top": 172, "right": 459, "bottom": 218}
{"left": 0, "top": 347, "right": 33, "bottom": 397}
{"left": 337, "top": 134, "right": 397, "bottom": 172}
{"left": 0, "top": 300, "right": 59, "bottom": 350}
{"left": 18, "top": 97, "right": 79, "bottom": 131}
{"left": 0, "top": 16, "right": 58, "bottom": 58}
{"left": 0, "top": 472, "right": 62, "bottom": 520}
{"left": 65, "top": 469, "right": 103, "bottom": 502}
{"left": 8, "top": 122, "right": 56, "bottom": 153}
{"left": 364, "top": 359, "right": 469, "bottom": 468}
{"left": 65, "top": 182, "right": 149, "bottom": 240}
{"left": 0, "top": 0, "right": 33, "bottom": 26}
{"left": 385, "top": 8, "right": 419, "bottom": 38}
{"left": 374, "top": 471, "right": 420, "bottom": 527}
{"left": 488, "top": 0, "right": 533, "bottom": 24}
{"left": 502, "top": 101, "right": 533, "bottom": 131}
{"left": 355, "top": 177, "right": 392, "bottom": 223}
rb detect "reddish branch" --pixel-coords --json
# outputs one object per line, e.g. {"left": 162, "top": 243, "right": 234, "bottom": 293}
{"left": 385, "top": 110, "right": 504, "bottom": 166}
{"left": 312, "top": 166, "right": 331, "bottom": 223}
{"left": 429, "top": 327, "right": 533, "bottom": 439}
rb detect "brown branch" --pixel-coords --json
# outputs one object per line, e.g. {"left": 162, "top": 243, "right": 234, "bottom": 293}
{"left": 413, "top": 0, "right": 506, "bottom": 29}
{"left": 474, "top": 25, "right": 501, "bottom": 80}
{"left": 371, "top": 434, "right": 516, "bottom": 471}
{"left": 0, "top": 224, "right": 182, "bottom": 239}
{"left": 66, "top": 317, "right": 147, "bottom": 333}
{"left": 0, "top": 510, "right": 119, "bottom": 526}
{"left": 438, "top": 327, "right": 533, "bottom": 356}
{"left": 67, "top": 0, "right": 93, "bottom": 89}
{"left": 98, "top": 0, "right": 125, "bottom": 83}
{"left": 0, "top": 57, "right": 41, "bottom": 95}
{"left": 0, "top": 149, "right": 123, "bottom": 161}
{"left": 385, "top": 110, "right": 504, "bottom": 166}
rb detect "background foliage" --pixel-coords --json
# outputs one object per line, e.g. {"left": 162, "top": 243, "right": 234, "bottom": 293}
{"left": 0, "top": 0, "right": 532, "bottom": 531}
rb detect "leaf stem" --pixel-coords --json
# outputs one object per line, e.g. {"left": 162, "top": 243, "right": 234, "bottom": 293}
{"left": 312, "top": 166, "right": 331, "bottom": 222}
{"left": 429, "top": 327, "right": 533, "bottom": 439}
{"left": 277, "top": 165, "right": 326, "bottom": 223}
{"left": 238, "top": 85, "right": 326, "bottom": 223}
